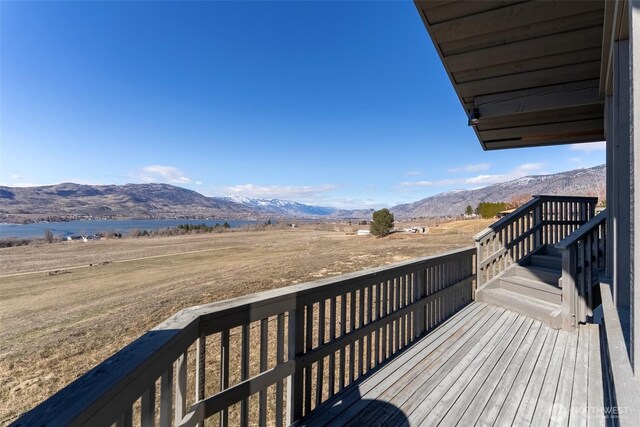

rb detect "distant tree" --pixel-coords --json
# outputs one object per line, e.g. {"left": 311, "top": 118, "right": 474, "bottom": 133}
{"left": 465, "top": 205, "right": 473, "bottom": 216}
{"left": 474, "top": 205, "right": 481, "bottom": 215}
{"left": 370, "top": 208, "right": 394, "bottom": 237}
{"left": 44, "top": 229, "right": 54, "bottom": 244}
{"left": 477, "top": 202, "right": 508, "bottom": 219}
{"left": 223, "top": 222, "right": 231, "bottom": 228}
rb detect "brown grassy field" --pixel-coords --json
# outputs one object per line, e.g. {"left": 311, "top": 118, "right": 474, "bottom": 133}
{"left": 0, "top": 219, "right": 492, "bottom": 424}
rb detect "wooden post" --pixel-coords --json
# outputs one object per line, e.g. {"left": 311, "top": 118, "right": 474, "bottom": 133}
{"left": 160, "top": 366, "right": 173, "bottom": 427}
{"left": 219, "top": 330, "right": 229, "bottom": 427}
{"left": 415, "top": 268, "right": 426, "bottom": 337}
{"left": 240, "top": 324, "right": 250, "bottom": 426}
{"left": 286, "top": 303, "right": 304, "bottom": 425}
{"left": 141, "top": 385, "right": 155, "bottom": 427}
{"left": 561, "top": 246, "right": 578, "bottom": 331}
{"left": 275, "top": 313, "right": 285, "bottom": 427}
{"left": 195, "top": 334, "right": 206, "bottom": 427}
{"left": 476, "top": 240, "right": 484, "bottom": 289}
{"left": 174, "top": 352, "right": 187, "bottom": 425}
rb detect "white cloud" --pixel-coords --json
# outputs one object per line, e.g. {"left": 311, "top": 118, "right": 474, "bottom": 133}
{"left": 399, "top": 180, "right": 433, "bottom": 187}
{"left": 569, "top": 157, "right": 582, "bottom": 163}
{"left": 399, "top": 162, "right": 545, "bottom": 189}
{"left": 405, "top": 170, "right": 423, "bottom": 176}
{"left": 448, "top": 163, "right": 491, "bottom": 173}
{"left": 464, "top": 174, "right": 507, "bottom": 185}
{"left": 1, "top": 181, "right": 43, "bottom": 187}
{"left": 217, "top": 183, "right": 339, "bottom": 200}
{"left": 511, "top": 162, "right": 544, "bottom": 175}
{"left": 569, "top": 141, "right": 606, "bottom": 152}
{"left": 137, "top": 165, "right": 192, "bottom": 184}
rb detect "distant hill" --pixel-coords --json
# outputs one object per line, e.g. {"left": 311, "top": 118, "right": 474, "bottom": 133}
{"left": 391, "top": 165, "right": 606, "bottom": 218}
{"left": 0, "top": 183, "right": 251, "bottom": 220}
{"left": 0, "top": 183, "right": 372, "bottom": 221}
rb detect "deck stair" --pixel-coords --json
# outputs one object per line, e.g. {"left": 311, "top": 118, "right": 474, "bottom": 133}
{"left": 476, "top": 245, "right": 563, "bottom": 329}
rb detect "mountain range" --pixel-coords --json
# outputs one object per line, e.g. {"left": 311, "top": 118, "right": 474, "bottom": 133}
{"left": 390, "top": 164, "right": 606, "bottom": 218}
{"left": 0, "top": 182, "right": 372, "bottom": 221}
{"left": 0, "top": 165, "right": 605, "bottom": 222}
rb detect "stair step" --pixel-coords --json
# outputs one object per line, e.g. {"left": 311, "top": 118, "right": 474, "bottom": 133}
{"left": 476, "top": 288, "right": 561, "bottom": 329}
{"left": 506, "top": 265, "right": 561, "bottom": 286}
{"left": 499, "top": 276, "right": 561, "bottom": 304}
{"left": 544, "top": 245, "right": 563, "bottom": 257}
{"left": 530, "top": 254, "right": 562, "bottom": 270}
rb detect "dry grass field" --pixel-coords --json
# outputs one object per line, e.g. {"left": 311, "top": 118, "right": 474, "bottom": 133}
{"left": 0, "top": 219, "right": 492, "bottom": 424}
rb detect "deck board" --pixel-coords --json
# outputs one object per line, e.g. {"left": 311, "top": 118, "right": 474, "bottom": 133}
{"left": 296, "top": 302, "right": 605, "bottom": 427}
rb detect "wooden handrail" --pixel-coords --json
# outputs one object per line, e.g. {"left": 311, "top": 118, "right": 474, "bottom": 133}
{"left": 13, "top": 247, "right": 476, "bottom": 427}
{"left": 599, "top": 281, "right": 640, "bottom": 425}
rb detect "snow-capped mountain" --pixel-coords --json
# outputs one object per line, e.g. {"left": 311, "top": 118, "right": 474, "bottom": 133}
{"left": 221, "top": 196, "right": 358, "bottom": 217}
{"left": 391, "top": 165, "right": 606, "bottom": 218}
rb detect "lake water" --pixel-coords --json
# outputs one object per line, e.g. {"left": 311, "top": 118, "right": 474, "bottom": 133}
{"left": 0, "top": 219, "right": 259, "bottom": 239}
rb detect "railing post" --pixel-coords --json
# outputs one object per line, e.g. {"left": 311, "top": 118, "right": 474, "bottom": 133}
{"left": 475, "top": 240, "right": 484, "bottom": 289}
{"left": 533, "top": 203, "right": 542, "bottom": 248}
{"left": 286, "top": 302, "right": 304, "bottom": 425}
{"left": 561, "top": 246, "right": 578, "bottom": 331}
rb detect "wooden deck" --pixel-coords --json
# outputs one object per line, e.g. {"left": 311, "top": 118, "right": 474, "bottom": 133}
{"left": 298, "top": 303, "right": 606, "bottom": 427}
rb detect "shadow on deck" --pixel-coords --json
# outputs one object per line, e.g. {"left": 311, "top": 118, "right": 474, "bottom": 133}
{"left": 297, "top": 303, "right": 606, "bottom": 427}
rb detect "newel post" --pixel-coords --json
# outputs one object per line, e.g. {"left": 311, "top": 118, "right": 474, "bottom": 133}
{"left": 286, "top": 302, "right": 305, "bottom": 424}
{"left": 475, "top": 240, "right": 484, "bottom": 290}
{"left": 561, "top": 246, "right": 578, "bottom": 331}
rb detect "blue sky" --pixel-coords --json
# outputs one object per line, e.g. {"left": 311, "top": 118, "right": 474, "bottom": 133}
{"left": 1, "top": 1, "right": 605, "bottom": 208}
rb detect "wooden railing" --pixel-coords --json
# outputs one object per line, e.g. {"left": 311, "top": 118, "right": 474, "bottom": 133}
{"left": 12, "top": 247, "right": 475, "bottom": 427}
{"left": 556, "top": 210, "right": 607, "bottom": 330}
{"left": 474, "top": 195, "right": 598, "bottom": 287}
{"left": 598, "top": 281, "right": 640, "bottom": 426}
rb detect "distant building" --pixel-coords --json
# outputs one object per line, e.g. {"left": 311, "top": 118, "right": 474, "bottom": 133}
{"left": 356, "top": 229, "right": 370, "bottom": 236}
{"left": 497, "top": 209, "right": 516, "bottom": 218}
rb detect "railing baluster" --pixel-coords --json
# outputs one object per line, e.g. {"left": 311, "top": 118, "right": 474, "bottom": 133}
{"left": 304, "top": 304, "right": 313, "bottom": 415}
{"left": 381, "top": 281, "right": 387, "bottom": 362}
{"left": 259, "top": 318, "right": 268, "bottom": 427}
{"left": 240, "top": 324, "right": 250, "bottom": 426}
{"left": 316, "top": 299, "right": 325, "bottom": 406}
{"left": 328, "top": 296, "right": 336, "bottom": 396}
{"left": 160, "top": 366, "right": 173, "bottom": 427}
{"left": 141, "top": 384, "right": 156, "bottom": 427}
{"left": 392, "top": 277, "right": 398, "bottom": 355}
{"left": 219, "top": 329, "right": 229, "bottom": 427}
{"left": 195, "top": 333, "right": 206, "bottom": 427}
{"left": 357, "top": 289, "right": 364, "bottom": 377}
{"left": 339, "top": 294, "right": 346, "bottom": 390}
{"left": 175, "top": 352, "right": 187, "bottom": 425}
{"left": 275, "top": 313, "right": 285, "bottom": 427}
{"left": 349, "top": 291, "right": 356, "bottom": 383}
{"left": 286, "top": 302, "right": 304, "bottom": 425}
{"left": 367, "top": 284, "right": 373, "bottom": 372}
{"left": 375, "top": 282, "right": 382, "bottom": 366}
{"left": 117, "top": 408, "right": 133, "bottom": 427}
